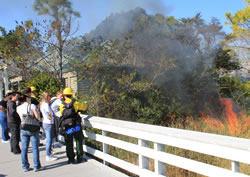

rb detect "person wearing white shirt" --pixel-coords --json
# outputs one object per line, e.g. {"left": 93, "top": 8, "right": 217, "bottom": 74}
{"left": 17, "top": 95, "right": 43, "bottom": 172}
{"left": 49, "top": 90, "right": 63, "bottom": 145}
{"left": 50, "top": 91, "right": 63, "bottom": 119}
{"left": 40, "top": 92, "right": 58, "bottom": 161}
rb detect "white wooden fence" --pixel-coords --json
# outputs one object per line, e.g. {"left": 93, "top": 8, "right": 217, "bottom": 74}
{"left": 81, "top": 115, "right": 250, "bottom": 177}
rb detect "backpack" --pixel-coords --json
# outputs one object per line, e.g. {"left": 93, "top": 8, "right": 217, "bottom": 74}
{"left": 60, "top": 100, "right": 79, "bottom": 128}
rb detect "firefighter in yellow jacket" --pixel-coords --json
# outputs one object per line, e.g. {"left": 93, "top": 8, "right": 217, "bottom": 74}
{"left": 59, "top": 88, "right": 87, "bottom": 164}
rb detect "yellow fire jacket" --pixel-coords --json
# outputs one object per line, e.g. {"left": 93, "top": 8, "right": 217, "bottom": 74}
{"left": 59, "top": 98, "right": 88, "bottom": 116}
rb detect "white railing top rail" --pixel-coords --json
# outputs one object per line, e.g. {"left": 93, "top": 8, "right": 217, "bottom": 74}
{"left": 82, "top": 115, "right": 250, "bottom": 151}
{"left": 81, "top": 114, "right": 250, "bottom": 177}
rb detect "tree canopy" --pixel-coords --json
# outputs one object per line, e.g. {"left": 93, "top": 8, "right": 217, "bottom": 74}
{"left": 224, "top": 0, "right": 249, "bottom": 60}
{"left": 33, "top": 0, "right": 80, "bottom": 82}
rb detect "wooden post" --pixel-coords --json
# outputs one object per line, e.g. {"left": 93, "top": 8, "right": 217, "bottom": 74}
{"left": 102, "top": 130, "right": 108, "bottom": 166}
{"left": 138, "top": 139, "right": 149, "bottom": 176}
{"left": 154, "top": 142, "right": 166, "bottom": 175}
{"left": 232, "top": 161, "right": 240, "bottom": 173}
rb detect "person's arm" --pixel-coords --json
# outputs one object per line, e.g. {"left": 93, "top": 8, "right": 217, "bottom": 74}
{"left": 41, "top": 103, "right": 52, "bottom": 120}
{"left": 8, "top": 102, "right": 20, "bottom": 122}
{"left": 3, "top": 95, "right": 11, "bottom": 102}
{"left": 32, "top": 105, "right": 40, "bottom": 120}
{"left": 46, "top": 104, "right": 52, "bottom": 120}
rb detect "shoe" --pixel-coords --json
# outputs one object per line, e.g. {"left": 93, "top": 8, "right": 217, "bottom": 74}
{"left": 33, "top": 166, "right": 45, "bottom": 172}
{"left": 53, "top": 142, "right": 63, "bottom": 148}
{"left": 39, "top": 143, "right": 44, "bottom": 146}
{"left": 67, "top": 159, "right": 75, "bottom": 164}
{"left": 51, "top": 155, "right": 58, "bottom": 159}
{"left": 13, "top": 151, "right": 21, "bottom": 155}
{"left": 46, "top": 155, "right": 58, "bottom": 161}
{"left": 77, "top": 158, "right": 87, "bottom": 164}
{"left": 1, "top": 140, "right": 10, "bottom": 143}
{"left": 23, "top": 167, "right": 32, "bottom": 172}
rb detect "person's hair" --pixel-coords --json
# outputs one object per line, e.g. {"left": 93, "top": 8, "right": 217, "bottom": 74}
{"left": 23, "top": 87, "right": 31, "bottom": 95}
{"left": 10, "top": 91, "right": 20, "bottom": 96}
{"left": 9, "top": 91, "right": 21, "bottom": 100}
{"left": 56, "top": 90, "right": 63, "bottom": 96}
{"left": 40, "top": 92, "right": 52, "bottom": 104}
{"left": 18, "top": 95, "right": 28, "bottom": 103}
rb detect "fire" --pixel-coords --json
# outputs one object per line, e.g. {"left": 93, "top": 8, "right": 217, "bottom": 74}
{"left": 220, "top": 98, "right": 241, "bottom": 136}
{"left": 240, "top": 112, "right": 250, "bottom": 133}
{"left": 170, "top": 98, "right": 249, "bottom": 137}
{"left": 201, "top": 115, "right": 225, "bottom": 130}
{"left": 198, "top": 98, "right": 249, "bottom": 137}
{"left": 171, "top": 113, "right": 176, "bottom": 119}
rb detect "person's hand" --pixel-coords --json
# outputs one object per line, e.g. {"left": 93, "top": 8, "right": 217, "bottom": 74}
{"left": 48, "top": 112, "right": 52, "bottom": 120}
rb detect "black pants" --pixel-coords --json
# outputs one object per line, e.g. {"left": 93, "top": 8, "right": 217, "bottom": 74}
{"left": 65, "top": 129, "right": 84, "bottom": 161}
{"left": 9, "top": 127, "right": 21, "bottom": 153}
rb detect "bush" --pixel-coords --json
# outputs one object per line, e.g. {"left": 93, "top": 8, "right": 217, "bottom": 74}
{"left": 218, "top": 75, "right": 250, "bottom": 114}
{"left": 22, "top": 71, "right": 62, "bottom": 101}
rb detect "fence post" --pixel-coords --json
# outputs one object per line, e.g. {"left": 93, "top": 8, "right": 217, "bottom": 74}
{"left": 232, "top": 161, "right": 240, "bottom": 173}
{"left": 154, "top": 142, "right": 165, "bottom": 175}
{"left": 138, "top": 139, "right": 149, "bottom": 176}
{"left": 102, "top": 130, "right": 108, "bottom": 166}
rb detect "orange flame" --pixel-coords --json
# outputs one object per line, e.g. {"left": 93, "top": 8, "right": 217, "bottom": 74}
{"left": 219, "top": 98, "right": 240, "bottom": 136}
{"left": 240, "top": 112, "right": 250, "bottom": 133}
{"left": 171, "top": 113, "right": 176, "bottom": 119}
{"left": 201, "top": 114, "right": 225, "bottom": 130}
{"left": 198, "top": 98, "right": 249, "bottom": 136}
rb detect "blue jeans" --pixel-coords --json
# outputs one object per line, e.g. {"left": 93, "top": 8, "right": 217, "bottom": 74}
{"left": 21, "top": 130, "right": 41, "bottom": 170}
{"left": 0, "top": 112, "right": 10, "bottom": 141}
{"left": 43, "top": 123, "right": 55, "bottom": 156}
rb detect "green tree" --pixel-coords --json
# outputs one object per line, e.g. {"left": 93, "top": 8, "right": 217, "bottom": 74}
{"left": 23, "top": 71, "right": 62, "bottom": 100}
{"left": 213, "top": 48, "right": 241, "bottom": 75}
{"left": 218, "top": 75, "right": 250, "bottom": 113}
{"left": 0, "top": 24, "right": 42, "bottom": 80}
{"left": 225, "top": 0, "right": 249, "bottom": 60}
{"left": 33, "top": 0, "right": 80, "bottom": 82}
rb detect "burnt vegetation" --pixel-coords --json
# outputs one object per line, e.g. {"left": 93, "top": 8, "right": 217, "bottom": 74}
{"left": 66, "top": 8, "right": 248, "bottom": 125}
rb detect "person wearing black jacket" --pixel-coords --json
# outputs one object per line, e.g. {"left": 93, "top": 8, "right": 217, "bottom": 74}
{"left": 7, "top": 91, "right": 21, "bottom": 154}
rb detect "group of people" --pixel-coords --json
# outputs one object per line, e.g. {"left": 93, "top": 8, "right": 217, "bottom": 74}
{"left": 0, "top": 86, "right": 88, "bottom": 172}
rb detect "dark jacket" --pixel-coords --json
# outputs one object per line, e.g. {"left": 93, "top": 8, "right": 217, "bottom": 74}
{"left": 0, "top": 100, "right": 7, "bottom": 109}
{"left": 7, "top": 100, "right": 21, "bottom": 128}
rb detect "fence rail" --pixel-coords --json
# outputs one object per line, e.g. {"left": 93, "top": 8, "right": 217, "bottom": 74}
{"left": 81, "top": 114, "right": 250, "bottom": 177}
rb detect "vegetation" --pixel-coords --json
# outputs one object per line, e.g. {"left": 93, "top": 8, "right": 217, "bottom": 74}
{"left": 70, "top": 8, "right": 248, "bottom": 126}
{"left": 224, "top": 0, "right": 249, "bottom": 60}
{"left": 0, "top": 1, "right": 249, "bottom": 176}
{"left": 0, "top": 24, "right": 42, "bottom": 80}
{"left": 21, "top": 71, "right": 62, "bottom": 101}
{"left": 33, "top": 0, "right": 80, "bottom": 81}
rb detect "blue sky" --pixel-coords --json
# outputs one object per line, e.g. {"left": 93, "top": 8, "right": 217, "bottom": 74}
{"left": 0, "top": 0, "right": 246, "bottom": 36}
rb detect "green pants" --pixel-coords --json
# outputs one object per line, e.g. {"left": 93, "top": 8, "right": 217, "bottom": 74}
{"left": 64, "top": 129, "right": 84, "bottom": 161}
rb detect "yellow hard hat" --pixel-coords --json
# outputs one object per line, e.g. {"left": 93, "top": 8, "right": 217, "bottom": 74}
{"left": 63, "top": 87, "right": 73, "bottom": 95}
{"left": 30, "top": 86, "right": 36, "bottom": 92}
